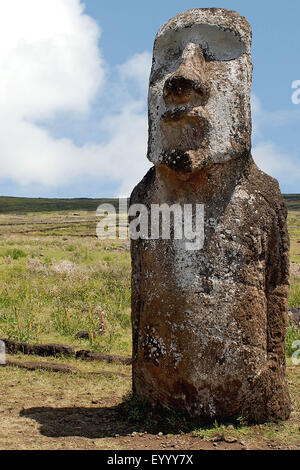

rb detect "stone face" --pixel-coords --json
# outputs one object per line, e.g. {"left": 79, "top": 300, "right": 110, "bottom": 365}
{"left": 130, "top": 8, "right": 291, "bottom": 423}
{"left": 148, "top": 8, "right": 252, "bottom": 173}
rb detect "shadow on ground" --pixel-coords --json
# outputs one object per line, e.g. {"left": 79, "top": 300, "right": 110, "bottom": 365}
{"left": 20, "top": 405, "right": 141, "bottom": 439}
{"left": 20, "top": 400, "right": 209, "bottom": 439}
{"left": 19, "top": 406, "right": 253, "bottom": 450}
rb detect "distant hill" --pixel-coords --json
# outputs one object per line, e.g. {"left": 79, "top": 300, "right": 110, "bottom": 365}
{"left": 0, "top": 196, "right": 126, "bottom": 213}
{"left": 0, "top": 194, "right": 299, "bottom": 213}
{"left": 284, "top": 194, "right": 300, "bottom": 211}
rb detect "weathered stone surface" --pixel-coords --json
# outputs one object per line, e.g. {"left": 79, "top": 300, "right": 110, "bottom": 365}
{"left": 130, "top": 8, "right": 291, "bottom": 423}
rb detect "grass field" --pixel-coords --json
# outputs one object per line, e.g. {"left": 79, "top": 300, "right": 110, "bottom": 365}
{"left": 0, "top": 211, "right": 131, "bottom": 354}
{"left": 0, "top": 201, "right": 299, "bottom": 450}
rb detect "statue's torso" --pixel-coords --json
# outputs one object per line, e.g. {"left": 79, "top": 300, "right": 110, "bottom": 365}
{"left": 130, "top": 162, "right": 290, "bottom": 420}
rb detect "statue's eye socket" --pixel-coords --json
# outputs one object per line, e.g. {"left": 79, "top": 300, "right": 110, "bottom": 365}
{"left": 165, "top": 46, "right": 182, "bottom": 61}
{"left": 203, "top": 26, "right": 246, "bottom": 61}
{"left": 155, "top": 24, "right": 246, "bottom": 63}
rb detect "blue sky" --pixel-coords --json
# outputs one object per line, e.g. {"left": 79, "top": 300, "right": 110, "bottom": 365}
{"left": 0, "top": 0, "right": 299, "bottom": 197}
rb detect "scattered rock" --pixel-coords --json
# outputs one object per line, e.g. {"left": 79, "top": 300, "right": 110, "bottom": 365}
{"left": 210, "top": 435, "right": 224, "bottom": 443}
{"left": 225, "top": 436, "right": 238, "bottom": 443}
{"left": 75, "top": 330, "right": 96, "bottom": 340}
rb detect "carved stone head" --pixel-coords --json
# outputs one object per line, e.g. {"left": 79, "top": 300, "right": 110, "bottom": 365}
{"left": 147, "top": 8, "right": 252, "bottom": 175}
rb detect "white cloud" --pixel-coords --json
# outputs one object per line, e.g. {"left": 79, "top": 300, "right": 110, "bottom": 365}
{"left": 0, "top": 0, "right": 104, "bottom": 118}
{"left": 251, "top": 94, "right": 300, "bottom": 191}
{"left": 253, "top": 141, "right": 300, "bottom": 189}
{"left": 0, "top": 91, "right": 151, "bottom": 194}
{"left": 118, "top": 51, "right": 152, "bottom": 95}
{"left": 0, "top": 0, "right": 152, "bottom": 197}
{"left": 97, "top": 100, "right": 151, "bottom": 196}
{"left": 251, "top": 93, "right": 262, "bottom": 138}
{"left": 251, "top": 93, "right": 300, "bottom": 134}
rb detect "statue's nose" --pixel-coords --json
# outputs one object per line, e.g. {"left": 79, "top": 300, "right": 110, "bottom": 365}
{"left": 163, "top": 43, "right": 210, "bottom": 107}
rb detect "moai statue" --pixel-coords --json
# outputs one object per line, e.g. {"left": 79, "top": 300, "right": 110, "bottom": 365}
{"left": 130, "top": 8, "right": 291, "bottom": 423}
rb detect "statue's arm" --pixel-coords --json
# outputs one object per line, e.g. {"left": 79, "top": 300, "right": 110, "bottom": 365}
{"left": 130, "top": 236, "right": 142, "bottom": 364}
{"left": 129, "top": 167, "right": 155, "bottom": 383}
{"left": 129, "top": 182, "right": 144, "bottom": 368}
{"left": 265, "top": 202, "right": 290, "bottom": 361}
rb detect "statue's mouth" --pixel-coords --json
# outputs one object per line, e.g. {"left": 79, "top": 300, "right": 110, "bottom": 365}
{"left": 161, "top": 107, "right": 209, "bottom": 152}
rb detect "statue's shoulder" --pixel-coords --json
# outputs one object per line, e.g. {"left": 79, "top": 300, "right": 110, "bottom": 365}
{"left": 130, "top": 166, "right": 156, "bottom": 205}
{"left": 244, "top": 159, "right": 287, "bottom": 218}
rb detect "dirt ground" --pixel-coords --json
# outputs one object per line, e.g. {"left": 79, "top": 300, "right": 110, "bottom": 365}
{"left": 0, "top": 359, "right": 299, "bottom": 450}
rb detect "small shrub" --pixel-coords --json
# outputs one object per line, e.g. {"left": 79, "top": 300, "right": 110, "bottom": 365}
{"left": 5, "top": 248, "right": 27, "bottom": 260}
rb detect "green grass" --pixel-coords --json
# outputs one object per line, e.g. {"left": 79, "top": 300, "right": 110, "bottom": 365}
{"left": 0, "top": 217, "right": 131, "bottom": 354}
{"left": 288, "top": 209, "right": 300, "bottom": 264}
{"left": 3, "top": 248, "right": 27, "bottom": 260}
{"left": 288, "top": 208, "right": 300, "bottom": 352}
{"left": 289, "top": 277, "right": 300, "bottom": 308}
